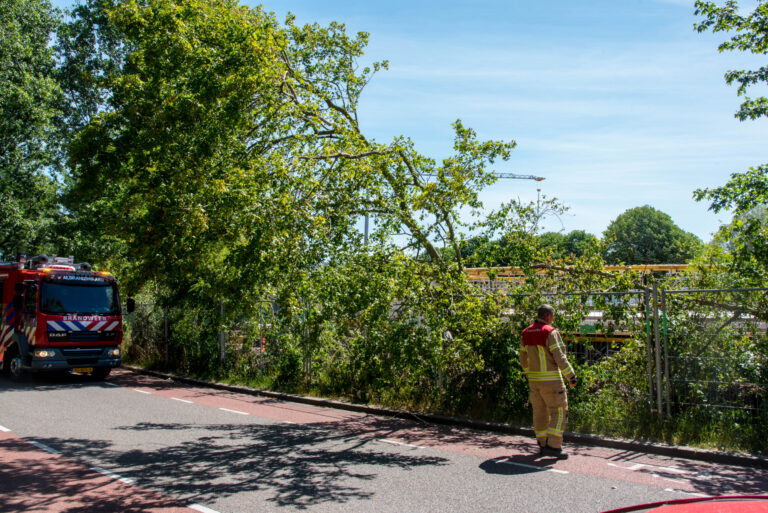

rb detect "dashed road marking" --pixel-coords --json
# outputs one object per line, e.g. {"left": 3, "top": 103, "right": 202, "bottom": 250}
{"left": 171, "top": 397, "right": 194, "bottom": 404}
{"left": 29, "top": 441, "right": 60, "bottom": 455}
{"left": 652, "top": 473, "right": 687, "bottom": 483}
{"left": 190, "top": 504, "right": 221, "bottom": 513}
{"left": 608, "top": 462, "right": 688, "bottom": 474}
{"left": 494, "top": 457, "right": 569, "bottom": 474}
{"left": 0, "top": 425, "right": 11, "bottom": 432}
{"left": 664, "top": 488, "right": 709, "bottom": 497}
{"left": 219, "top": 408, "right": 249, "bottom": 416}
{"left": 133, "top": 389, "right": 152, "bottom": 395}
{"left": 379, "top": 438, "right": 426, "bottom": 449}
{"left": 91, "top": 466, "right": 136, "bottom": 485}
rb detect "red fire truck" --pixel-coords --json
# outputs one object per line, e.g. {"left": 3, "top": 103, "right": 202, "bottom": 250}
{"left": 0, "top": 254, "right": 133, "bottom": 380}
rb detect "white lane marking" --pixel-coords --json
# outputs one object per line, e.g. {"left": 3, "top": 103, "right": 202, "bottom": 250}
{"left": 219, "top": 408, "right": 249, "bottom": 416}
{"left": 664, "top": 488, "right": 709, "bottom": 497}
{"left": 103, "top": 382, "right": 119, "bottom": 387}
{"left": 652, "top": 473, "right": 687, "bottom": 483}
{"left": 379, "top": 438, "right": 426, "bottom": 449}
{"left": 91, "top": 466, "right": 136, "bottom": 485}
{"left": 0, "top": 425, "right": 11, "bottom": 432}
{"left": 608, "top": 462, "right": 688, "bottom": 474}
{"left": 133, "top": 389, "right": 152, "bottom": 394}
{"left": 190, "top": 504, "right": 221, "bottom": 513}
{"left": 494, "top": 457, "right": 569, "bottom": 474}
{"left": 171, "top": 397, "right": 194, "bottom": 404}
{"left": 29, "top": 441, "right": 60, "bottom": 455}
{"left": 283, "top": 421, "right": 297, "bottom": 424}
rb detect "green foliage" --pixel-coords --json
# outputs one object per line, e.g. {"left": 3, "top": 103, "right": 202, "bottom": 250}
{"left": 461, "top": 195, "right": 568, "bottom": 267}
{"left": 693, "top": 168, "right": 768, "bottom": 285}
{"left": 602, "top": 205, "right": 701, "bottom": 264}
{"left": 60, "top": 0, "right": 516, "bottom": 312}
{"left": 0, "top": 0, "right": 62, "bottom": 258}
{"left": 539, "top": 230, "right": 597, "bottom": 259}
{"left": 694, "top": 165, "right": 768, "bottom": 214}
{"left": 695, "top": 0, "right": 768, "bottom": 121}
{"left": 694, "top": 1, "right": 768, "bottom": 285}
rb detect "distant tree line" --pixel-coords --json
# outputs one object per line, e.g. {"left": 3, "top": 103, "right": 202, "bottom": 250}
{"left": 455, "top": 204, "right": 702, "bottom": 267}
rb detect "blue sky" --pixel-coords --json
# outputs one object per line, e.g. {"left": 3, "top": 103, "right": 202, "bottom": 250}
{"left": 54, "top": 0, "right": 768, "bottom": 240}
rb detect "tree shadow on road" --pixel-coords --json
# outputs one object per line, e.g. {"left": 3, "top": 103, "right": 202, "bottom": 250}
{"left": 0, "top": 437, "right": 189, "bottom": 513}
{"left": 30, "top": 420, "right": 448, "bottom": 510}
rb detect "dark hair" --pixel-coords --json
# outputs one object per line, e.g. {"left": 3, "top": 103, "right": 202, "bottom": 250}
{"left": 537, "top": 304, "right": 555, "bottom": 318}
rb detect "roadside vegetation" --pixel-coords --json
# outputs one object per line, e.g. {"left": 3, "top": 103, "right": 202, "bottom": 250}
{"left": 2, "top": 0, "right": 767, "bottom": 453}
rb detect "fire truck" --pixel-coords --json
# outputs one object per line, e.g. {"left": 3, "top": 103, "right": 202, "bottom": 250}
{"left": 0, "top": 254, "right": 133, "bottom": 380}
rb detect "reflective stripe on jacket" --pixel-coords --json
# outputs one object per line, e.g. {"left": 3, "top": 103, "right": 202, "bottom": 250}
{"left": 519, "top": 319, "right": 575, "bottom": 384}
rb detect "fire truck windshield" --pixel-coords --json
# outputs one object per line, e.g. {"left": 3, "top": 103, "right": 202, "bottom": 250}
{"left": 40, "top": 280, "right": 120, "bottom": 315}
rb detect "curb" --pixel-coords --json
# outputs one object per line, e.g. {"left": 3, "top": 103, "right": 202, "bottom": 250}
{"left": 121, "top": 365, "right": 768, "bottom": 469}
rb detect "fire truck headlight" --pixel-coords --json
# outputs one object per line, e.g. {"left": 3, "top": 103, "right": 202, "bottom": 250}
{"left": 108, "top": 348, "right": 120, "bottom": 357}
{"left": 34, "top": 350, "right": 55, "bottom": 358}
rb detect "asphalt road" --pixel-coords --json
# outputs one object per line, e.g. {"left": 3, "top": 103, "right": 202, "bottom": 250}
{"left": 1, "top": 369, "right": 766, "bottom": 513}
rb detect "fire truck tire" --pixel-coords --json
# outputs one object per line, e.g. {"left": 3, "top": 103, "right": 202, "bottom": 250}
{"left": 90, "top": 367, "right": 112, "bottom": 380}
{"left": 8, "top": 349, "right": 24, "bottom": 380}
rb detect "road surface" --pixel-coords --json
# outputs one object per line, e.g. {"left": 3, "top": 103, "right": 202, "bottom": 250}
{"left": 1, "top": 369, "right": 765, "bottom": 512}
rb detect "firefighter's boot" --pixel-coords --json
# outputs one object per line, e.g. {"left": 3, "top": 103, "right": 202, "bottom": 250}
{"left": 541, "top": 445, "right": 569, "bottom": 460}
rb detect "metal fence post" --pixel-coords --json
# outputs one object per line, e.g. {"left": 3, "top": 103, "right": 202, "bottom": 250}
{"left": 163, "top": 307, "right": 169, "bottom": 364}
{"left": 652, "top": 283, "right": 663, "bottom": 419}
{"left": 662, "top": 288, "right": 671, "bottom": 417}
{"left": 219, "top": 299, "right": 225, "bottom": 364}
{"left": 644, "top": 288, "right": 655, "bottom": 413}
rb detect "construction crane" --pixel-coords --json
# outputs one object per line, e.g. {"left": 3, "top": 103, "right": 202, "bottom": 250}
{"left": 493, "top": 172, "right": 545, "bottom": 181}
{"left": 423, "top": 171, "right": 545, "bottom": 181}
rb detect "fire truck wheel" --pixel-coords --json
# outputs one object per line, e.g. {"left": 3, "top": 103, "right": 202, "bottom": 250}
{"left": 90, "top": 367, "right": 112, "bottom": 380}
{"left": 9, "top": 354, "right": 24, "bottom": 380}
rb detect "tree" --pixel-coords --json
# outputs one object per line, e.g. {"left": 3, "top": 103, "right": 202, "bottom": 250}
{"left": 63, "top": 0, "right": 514, "bottom": 306}
{"left": 539, "top": 230, "right": 596, "bottom": 259}
{"left": 694, "top": 1, "right": 768, "bottom": 282}
{"left": 694, "top": 1, "right": 768, "bottom": 122}
{"left": 0, "top": 0, "right": 62, "bottom": 258}
{"left": 602, "top": 206, "right": 701, "bottom": 264}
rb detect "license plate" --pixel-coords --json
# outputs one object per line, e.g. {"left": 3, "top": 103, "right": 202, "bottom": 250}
{"left": 72, "top": 368, "right": 93, "bottom": 374}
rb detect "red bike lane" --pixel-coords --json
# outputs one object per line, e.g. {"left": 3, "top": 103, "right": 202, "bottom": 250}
{"left": 110, "top": 368, "right": 768, "bottom": 499}
{"left": 0, "top": 427, "right": 204, "bottom": 513}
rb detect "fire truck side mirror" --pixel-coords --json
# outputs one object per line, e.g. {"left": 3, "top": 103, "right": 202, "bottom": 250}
{"left": 12, "top": 295, "right": 23, "bottom": 310}
{"left": 126, "top": 298, "right": 136, "bottom": 313}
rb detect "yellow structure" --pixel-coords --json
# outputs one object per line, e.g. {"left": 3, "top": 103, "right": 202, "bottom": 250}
{"left": 464, "top": 264, "right": 688, "bottom": 282}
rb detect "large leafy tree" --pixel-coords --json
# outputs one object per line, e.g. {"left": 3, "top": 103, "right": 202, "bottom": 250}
{"left": 693, "top": 0, "right": 768, "bottom": 282}
{"left": 64, "top": 0, "right": 513, "bottom": 306}
{"left": 602, "top": 206, "right": 700, "bottom": 264}
{"left": 0, "top": 0, "right": 62, "bottom": 258}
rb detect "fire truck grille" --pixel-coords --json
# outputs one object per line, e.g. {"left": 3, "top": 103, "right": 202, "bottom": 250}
{"left": 66, "top": 331, "right": 101, "bottom": 341}
{"left": 62, "top": 348, "right": 102, "bottom": 358}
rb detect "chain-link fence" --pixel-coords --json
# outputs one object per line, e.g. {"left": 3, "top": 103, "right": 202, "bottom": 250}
{"left": 122, "top": 286, "right": 768, "bottom": 447}
{"left": 662, "top": 288, "right": 768, "bottom": 436}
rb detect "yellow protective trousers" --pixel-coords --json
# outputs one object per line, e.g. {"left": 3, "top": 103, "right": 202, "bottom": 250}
{"left": 529, "top": 380, "right": 568, "bottom": 449}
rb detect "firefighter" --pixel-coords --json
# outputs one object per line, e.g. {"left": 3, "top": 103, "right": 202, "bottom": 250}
{"left": 520, "top": 304, "right": 577, "bottom": 459}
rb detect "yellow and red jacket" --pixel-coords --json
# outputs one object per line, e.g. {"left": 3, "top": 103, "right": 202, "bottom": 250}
{"left": 520, "top": 320, "right": 575, "bottom": 384}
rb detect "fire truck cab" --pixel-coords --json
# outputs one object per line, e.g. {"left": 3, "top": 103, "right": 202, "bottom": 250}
{"left": 0, "top": 254, "right": 132, "bottom": 380}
